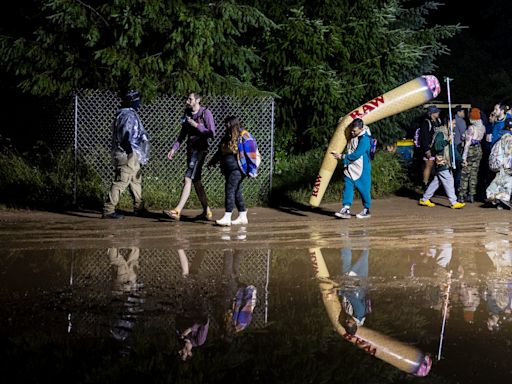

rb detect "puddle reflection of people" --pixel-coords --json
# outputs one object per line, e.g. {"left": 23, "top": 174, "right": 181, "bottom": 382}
{"left": 485, "top": 280, "right": 512, "bottom": 332}
{"left": 310, "top": 247, "right": 432, "bottom": 376}
{"left": 108, "top": 246, "right": 145, "bottom": 354}
{"left": 457, "top": 265, "right": 480, "bottom": 325}
{"left": 176, "top": 313, "right": 209, "bottom": 361}
{"left": 411, "top": 229, "right": 454, "bottom": 280}
{"left": 484, "top": 236, "right": 512, "bottom": 274}
{"left": 220, "top": 249, "right": 257, "bottom": 340}
{"left": 483, "top": 233, "right": 512, "bottom": 331}
{"left": 219, "top": 226, "right": 247, "bottom": 242}
{"left": 176, "top": 249, "right": 209, "bottom": 361}
{"left": 337, "top": 247, "right": 371, "bottom": 335}
{"left": 410, "top": 229, "right": 455, "bottom": 337}
{"left": 229, "top": 285, "right": 256, "bottom": 333}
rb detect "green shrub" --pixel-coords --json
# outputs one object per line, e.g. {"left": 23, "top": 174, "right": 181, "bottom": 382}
{"left": 0, "top": 146, "right": 104, "bottom": 209}
{"left": 0, "top": 141, "right": 409, "bottom": 211}
{"left": 0, "top": 145, "right": 263, "bottom": 211}
{"left": 272, "top": 147, "right": 342, "bottom": 205}
{"left": 0, "top": 151, "right": 45, "bottom": 206}
{"left": 370, "top": 151, "right": 410, "bottom": 197}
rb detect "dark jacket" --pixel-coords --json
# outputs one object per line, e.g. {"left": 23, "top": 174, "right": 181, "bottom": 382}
{"left": 419, "top": 117, "right": 442, "bottom": 155}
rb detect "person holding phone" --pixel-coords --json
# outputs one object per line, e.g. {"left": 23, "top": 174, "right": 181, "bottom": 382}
{"left": 331, "top": 118, "right": 372, "bottom": 219}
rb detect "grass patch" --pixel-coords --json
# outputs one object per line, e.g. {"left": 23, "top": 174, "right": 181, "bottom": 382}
{"left": 0, "top": 140, "right": 410, "bottom": 211}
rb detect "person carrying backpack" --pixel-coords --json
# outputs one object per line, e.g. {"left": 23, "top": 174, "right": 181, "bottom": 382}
{"left": 331, "top": 118, "right": 372, "bottom": 219}
{"left": 208, "top": 116, "right": 259, "bottom": 226}
{"left": 418, "top": 116, "right": 465, "bottom": 209}
{"left": 419, "top": 105, "right": 442, "bottom": 191}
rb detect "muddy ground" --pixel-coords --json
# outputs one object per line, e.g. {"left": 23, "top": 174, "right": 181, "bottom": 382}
{"left": 1, "top": 195, "right": 512, "bottom": 384}
{"left": 1, "top": 195, "right": 510, "bottom": 251}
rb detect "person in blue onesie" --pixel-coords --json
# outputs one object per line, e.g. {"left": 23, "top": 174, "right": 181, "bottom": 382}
{"left": 332, "top": 118, "right": 372, "bottom": 219}
{"left": 337, "top": 246, "right": 371, "bottom": 335}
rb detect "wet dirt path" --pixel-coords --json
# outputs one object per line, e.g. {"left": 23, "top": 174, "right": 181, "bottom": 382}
{"left": 1, "top": 195, "right": 512, "bottom": 383}
{"left": 1, "top": 196, "right": 510, "bottom": 251}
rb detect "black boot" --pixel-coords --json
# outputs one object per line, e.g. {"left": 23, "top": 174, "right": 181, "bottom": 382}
{"left": 458, "top": 195, "right": 465, "bottom": 203}
{"left": 467, "top": 195, "right": 474, "bottom": 203}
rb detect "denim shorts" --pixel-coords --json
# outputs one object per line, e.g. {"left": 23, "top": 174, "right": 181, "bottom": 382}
{"left": 185, "top": 150, "right": 207, "bottom": 181}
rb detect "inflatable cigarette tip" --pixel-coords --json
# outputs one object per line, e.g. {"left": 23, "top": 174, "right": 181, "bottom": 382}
{"left": 422, "top": 75, "right": 441, "bottom": 98}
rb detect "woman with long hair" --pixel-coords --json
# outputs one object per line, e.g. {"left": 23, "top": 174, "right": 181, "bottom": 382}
{"left": 208, "top": 116, "right": 250, "bottom": 226}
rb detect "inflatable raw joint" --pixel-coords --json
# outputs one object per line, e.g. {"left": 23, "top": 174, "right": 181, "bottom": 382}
{"left": 310, "top": 75, "right": 441, "bottom": 207}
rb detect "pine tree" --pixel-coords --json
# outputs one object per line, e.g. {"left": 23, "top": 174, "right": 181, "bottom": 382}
{"left": 0, "top": 0, "right": 461, "bottom": 150}
{"left": 0, "top": 0, "right": 275, "bottom": 99}
{"left": 250, "top": 0, "right": 461, "bottom": 150}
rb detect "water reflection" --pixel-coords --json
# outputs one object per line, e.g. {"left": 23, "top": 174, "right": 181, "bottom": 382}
{"left": 309, "top": 246, "right": 432, "bottom": 377}
{"left": 2, "top": 232, "right": 512, "bottom": 382}
{"left": 338, "top": 244, "right": 371, "bottom": 333}
{"left": 175, "top": 258, "right": 210, "bottom": 361}
{"left": 220, "top": 249, "right": 257, "bottom": 338}
{"left": 483, "top": 225, "right": 512, "bottom": 332}
{"left": 108, "top": 247, "right": 145, "bottom": 356}
{"left": 175, "top": 248, "right": 259, "bottom": 361}
{"left": 219, "top": 226, "right": 247, "bottom": 241}
{"left": 457, "top": 265, "right": 480, "bottom": 325}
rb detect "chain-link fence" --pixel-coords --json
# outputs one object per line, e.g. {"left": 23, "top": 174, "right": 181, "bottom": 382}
{"left": 67, "top": 247, "right": 271, "bottom": 336}
{"left": 58, "top": 90, "right": 274, "bottom": 207}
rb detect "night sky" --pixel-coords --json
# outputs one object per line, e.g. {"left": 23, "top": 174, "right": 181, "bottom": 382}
{"left": 431, "top": 0, "right": 512, "bottom": 111}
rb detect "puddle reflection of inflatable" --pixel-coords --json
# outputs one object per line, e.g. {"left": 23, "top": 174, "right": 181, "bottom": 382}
{"left": 309, "top": 247, "right": 432, "bottom": 376}
{"left": 483, "top": 225, "right": 512, "bottom": 331}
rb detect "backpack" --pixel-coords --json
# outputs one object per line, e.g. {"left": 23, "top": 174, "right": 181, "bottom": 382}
{"left": 489, "top": 137, "right": 506, "bottom": 172}
{"left": 238, "top": 129, "right": 261, "bottom": 178}
{"left": 413, "top": 128, "right": 421, "bottom": 148}
{"left": 231, "top": 285, "right": 257, "bottom": 332}
{"left": 414, "top": 119, "right": 432, "bottom": 148}
{"left": 369, "top": 137, "right": 377, "bottom": 160}
{"left": 430, "top": 128, "right": 452, "bottom": 167}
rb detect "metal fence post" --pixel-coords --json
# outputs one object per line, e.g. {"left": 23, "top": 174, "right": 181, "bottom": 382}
{"left": 73, "top": 94, "right": 78, "bottom": 206}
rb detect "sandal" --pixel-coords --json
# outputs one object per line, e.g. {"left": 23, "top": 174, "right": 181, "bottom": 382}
{"left": 194, "top": 208, "right": 213, "bottom": 221}
{"left": 163, "top": 209, "right": 180, "bottom": 221}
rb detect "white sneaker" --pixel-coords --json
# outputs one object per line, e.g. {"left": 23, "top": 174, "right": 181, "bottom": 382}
{"left": 335, "top": 207, "right": 351, "bottom": 219}
{"left": 216, "top": 212, "right": 232, "bottom": 226}
{"left": 356, "top": 208, "right": 371, "bottom": 219}
{"left": 231, "top": 211, "right": 248, "bottom": 225}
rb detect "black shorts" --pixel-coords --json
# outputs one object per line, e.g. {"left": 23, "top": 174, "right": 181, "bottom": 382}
{"left": 185, "top": 150, "right": 207, "bottom": 181}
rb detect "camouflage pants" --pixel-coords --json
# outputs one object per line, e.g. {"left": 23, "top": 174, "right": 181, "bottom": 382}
{"left": 103, "top": 152, "right": 143, "bottom": 214}
{"left": 459, "top": 145, "right": 482, "bottom": 197}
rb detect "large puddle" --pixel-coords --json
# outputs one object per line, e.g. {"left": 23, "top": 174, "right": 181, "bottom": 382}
{"left": 1, "top": 225, "right": 511, "bottom": 383}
